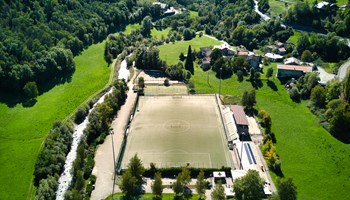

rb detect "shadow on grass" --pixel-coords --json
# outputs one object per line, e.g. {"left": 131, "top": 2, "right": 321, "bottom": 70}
{"left": 248, "top": 79, "right": 263, "bottom": 89}
{"left": 331, "top": 131, "right": 350, "bottom": 144}
{"left": 267, "top": 80, "right": 278, "bottom": 91}
{"left": 22, "top": 99, "right": 37, "bottom": 107}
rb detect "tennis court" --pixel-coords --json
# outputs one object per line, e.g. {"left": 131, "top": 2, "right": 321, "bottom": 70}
{"left": 121, "top": 95, "right": 232, "bottom": 169}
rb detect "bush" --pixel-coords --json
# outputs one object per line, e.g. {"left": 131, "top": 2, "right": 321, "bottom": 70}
{"left": 164, "top": 78, "right": 170, "bottom": 86}
{"left": 289, "top": 87, "right": 300, "bottom": 101}
{"left": 74, "top": 104, "right": 90, "bottom": 124}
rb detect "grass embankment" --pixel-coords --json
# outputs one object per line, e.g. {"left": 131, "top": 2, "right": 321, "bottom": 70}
{"left": 269, "top": 0, "right": 290, "bottom": 16}
{"left": 0, "top": 24, "right": 140, "bottom": 200}
{"left": 105, "top": 193, "right": 201, "bottom": 200}
{"left": 158, "top": 37, "right": 350, "bottom": 199}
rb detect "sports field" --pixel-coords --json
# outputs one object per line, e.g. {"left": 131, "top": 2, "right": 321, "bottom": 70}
{"left": 121, "top": 95, "right": 232, "bottom": 169}
{"left": 144, "top": 85, "right": 188, "bottom": 95}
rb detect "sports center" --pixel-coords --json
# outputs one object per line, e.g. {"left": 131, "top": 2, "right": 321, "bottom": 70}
{"left": 120, "top": 95, "right": 233, "bottom": 169}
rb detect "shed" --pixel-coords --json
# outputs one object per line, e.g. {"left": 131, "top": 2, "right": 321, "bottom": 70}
{"left": 230, "top": 105, "right": 249, "bottom": 134}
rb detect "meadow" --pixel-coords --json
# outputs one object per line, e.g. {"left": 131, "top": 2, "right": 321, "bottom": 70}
{"left": 0, "top": 24, "right": 139, "bottom": 200}
{"left": 158, "top": 35, "right": 222, "bottom": 65}
{"left": 158, "top": 38, "right": 350, "bottom": 199}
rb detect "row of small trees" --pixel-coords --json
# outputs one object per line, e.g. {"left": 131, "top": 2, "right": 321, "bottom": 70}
{"left": 65, "top": 81, "right": 128, "bottom": 199}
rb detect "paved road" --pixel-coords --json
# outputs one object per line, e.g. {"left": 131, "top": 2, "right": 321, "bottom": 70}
{"left": 90, "top": 68, "right": 138, "bottom": 200}
{"left": 337, "top": 59, "right": 350, "bottom": 82}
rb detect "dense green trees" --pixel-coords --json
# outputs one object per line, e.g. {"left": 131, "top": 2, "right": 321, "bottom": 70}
{"left": 152, "top": 172, "right": 163, "bottom": 196}
{"left": 233, "top": 170, "right": 265, "bottom": 200}
{"left": 310, "top": 85, "right": 327, "bottom": 108}
{"left": 23, "top": 81, "right": 39, "bottom": 100}
{"left": 195, "top": 170, "right": 206, "bottom": 199}
{"left": 258, "top": 0, "right": 270, "bottom": 13}
{"left": 0, "top": 0, "right": 139, "bottom": 96}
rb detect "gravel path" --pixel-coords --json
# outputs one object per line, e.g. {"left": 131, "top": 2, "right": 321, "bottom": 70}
{"left": 90, "top": 70, "right": 137, "bottom": 200}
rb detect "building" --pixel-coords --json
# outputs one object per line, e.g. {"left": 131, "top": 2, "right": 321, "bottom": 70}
{"left": 199, "top": 47, "right": 212, "bottom": 69}
{"left": 230, "top": 105, "right": 249, "bottom": 134}
{"left": 277, "top": 64, "right": 312, "bottom": 78}
{"left": 284, "top": 57, "right": 301, "bottom": 65}
{"left": 237, "top": 51, "right": 261, "bottom": 71}
{"left": 214, "top": 43, "right": 235, "bottom": 56}
{"left": 278, "top": 47, "right": 286, "bottom": 55}
{"left": 265, "top": 53, "right": 283, "bottom": 62}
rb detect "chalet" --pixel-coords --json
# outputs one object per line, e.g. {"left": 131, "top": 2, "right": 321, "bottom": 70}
{"left": 277, "top": 64, "right": 312, "bottom": 78}
{"left": 201, "top": 57, "right": 211, "bottom": 70}
{"left": 315, "top": 1, "right": 336, "bottom": 10}
{"left": 275, "top": 41, "right": 284, "bottom": 48}
{"left": 265, "top": 53, "right": 283, "bottom": 62}
{"left": 230, "top": 105, "right": 249, "bottom": 135}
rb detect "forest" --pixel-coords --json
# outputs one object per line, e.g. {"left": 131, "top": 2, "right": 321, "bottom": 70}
{"left": 0, "top": 0, "right": 168, "bottom": 100}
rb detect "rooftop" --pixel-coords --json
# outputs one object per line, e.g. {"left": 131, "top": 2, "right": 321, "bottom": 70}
{"left": 277, "top": 65, "right": 313, "bottom": 73}
{"left": 230, "top": 105, "right": 249, "bottom": 126}
{"left": 265, "top": 53, "right": 283, "bottom": 59}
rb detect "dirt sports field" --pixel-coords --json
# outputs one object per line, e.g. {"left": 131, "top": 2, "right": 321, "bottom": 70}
{"left": 121, "top": 95, "right": 232, "bottom": 169}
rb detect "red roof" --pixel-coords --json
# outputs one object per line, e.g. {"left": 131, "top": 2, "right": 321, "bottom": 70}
{"left": 230, "top": 105, "right": 249, "bottom": 126}
{"left": 277, "top": 65, "right": 312, "bottom": 73}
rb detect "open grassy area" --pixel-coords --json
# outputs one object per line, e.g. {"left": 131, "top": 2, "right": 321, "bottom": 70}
{"left": 105, "top": 193, "right": 201, "bottom": 200}
{"left": 188, "top": 10, "right": 199, "bottom": 19}
{"left": 151, "top": 28, "right": 171, "bottom": 39}
{"left": 269, "top": 0, "right": 290, "bottom": 17}
{"left": 158, "top": 35, "right": 222, "bottom": 65}
{"left": 0, "top": 24, "right": 140, "bottom": 200}
{"left": 122, "top": 95, "right": 231, "bottom": 169}
{"left": 158, "top": 37, "right": 350, "bottom": 199}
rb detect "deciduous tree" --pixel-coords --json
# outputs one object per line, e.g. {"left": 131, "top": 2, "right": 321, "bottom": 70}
{"left": 278, "top": 178, "right": 297, "bottom": 200}
{"left": 211, "top": 181, "right": 226, "bottom": 200}
{"left": 233, "top": 170, "right": 265, "bottom": 200}
{"left": 152, "top": 172, "right": 163, "bottom": 196}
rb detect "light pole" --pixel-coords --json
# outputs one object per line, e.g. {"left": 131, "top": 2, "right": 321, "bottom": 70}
{"left": 110, "top": 129, "right": 116, "bottom": 200}
{"left": 219, "top": 67, "right": 222, "bottom": 97}
{"left": 240, "top": 132, "right": 245, "bottom": 170}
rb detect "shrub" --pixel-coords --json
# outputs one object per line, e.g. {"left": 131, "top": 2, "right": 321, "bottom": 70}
{"left": 74, "top": 104, "right": 90, "bottom": 124}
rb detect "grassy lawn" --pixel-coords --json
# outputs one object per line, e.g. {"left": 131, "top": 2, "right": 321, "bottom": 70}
{"left": 151, "top": 28, "right": 171, "bottom": 39}
{"left": 269, "top": 0, "right": 290, "bottom": 17}
{"left": 123, "top": 23, "right": 141, "bottom": 35}
{"left": 0, "top": 24, "right": 139, "bottom": 200}
{"left": 320, "top": 62, "right": 337, "bottom": 73}
{"left": 188, "top": 10, "right": 199, "bottom": 19}
{"left": 158, "top": 35, "right": 222, "bottom": 65}
{"left": 158, "top": 36, "right": 350, "bottom": 199}
{"left": 105, "top": 193, "right": 201, "bottom": 200}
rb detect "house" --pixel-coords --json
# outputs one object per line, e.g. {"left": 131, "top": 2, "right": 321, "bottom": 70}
{"left": 199, "top": 47, "right": 212, "bottom": 58}
{"left": 152, "top": 2, "right": 167, "bottom": 10}
{"left": 275, "top": 41, "right": 284, "bottom": 48}
{"left": 201, "top": 57, "right": 211, "bottom": 70}
{"left": 277, "top": 64, "right": 312, "bottom": 78}
{"left": 237, "top": 50, "right": 261, "bottom": 71}
{"left": 278, "top": 47, "right": 286, "bottom": 55}
{"left": 213, "top": 43, "right": 235, "bottom": 56}
{"left": 230, "top": 105, "right": 249, "bottom": 135}
{"left": 284, "top": 57, "right": 301, "bottom": 65}
{"left": 199, "top": 47, "right": 212, "bottom": 69}
{"left": 265, "top": 53, "right": 283, "bottom": 62}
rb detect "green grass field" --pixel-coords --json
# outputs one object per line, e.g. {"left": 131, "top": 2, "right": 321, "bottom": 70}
{"left": 269, "top": 0, "right": 290, "bottom": 16}
{"left": 122, "top": 95, "right": 232, "bottom": 169}
{"left": 144, "top": 85, "right": 188, "bottom": 95}
{"left": 151, "top": 28, "right": 171, "bottom": 39}
{"left": 158, "top": 35, "right": 222, "bottom": 65}
{"left": 105, "top": 193, "right": 201, "bottom": 200}
{"left": 0, "top": 24, "right": 140, "bottom": 200}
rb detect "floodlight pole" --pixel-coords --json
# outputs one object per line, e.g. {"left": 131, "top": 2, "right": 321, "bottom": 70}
{"left": 110, "top": 129, "right": 116, "bottom": 199}
{"left": 219, "top": 67, "right": 222, "bottom": 97}
{"left": 240, "top": 132, "right": 245, "bottom": 170}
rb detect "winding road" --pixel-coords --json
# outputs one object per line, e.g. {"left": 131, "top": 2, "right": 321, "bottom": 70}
{"left": 337, "top": 59, "right": 350, "bottom": 82}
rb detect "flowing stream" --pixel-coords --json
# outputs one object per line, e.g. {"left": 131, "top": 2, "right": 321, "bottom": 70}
{"left": 55, "top": 88, "right": 113, "bottom": 200}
